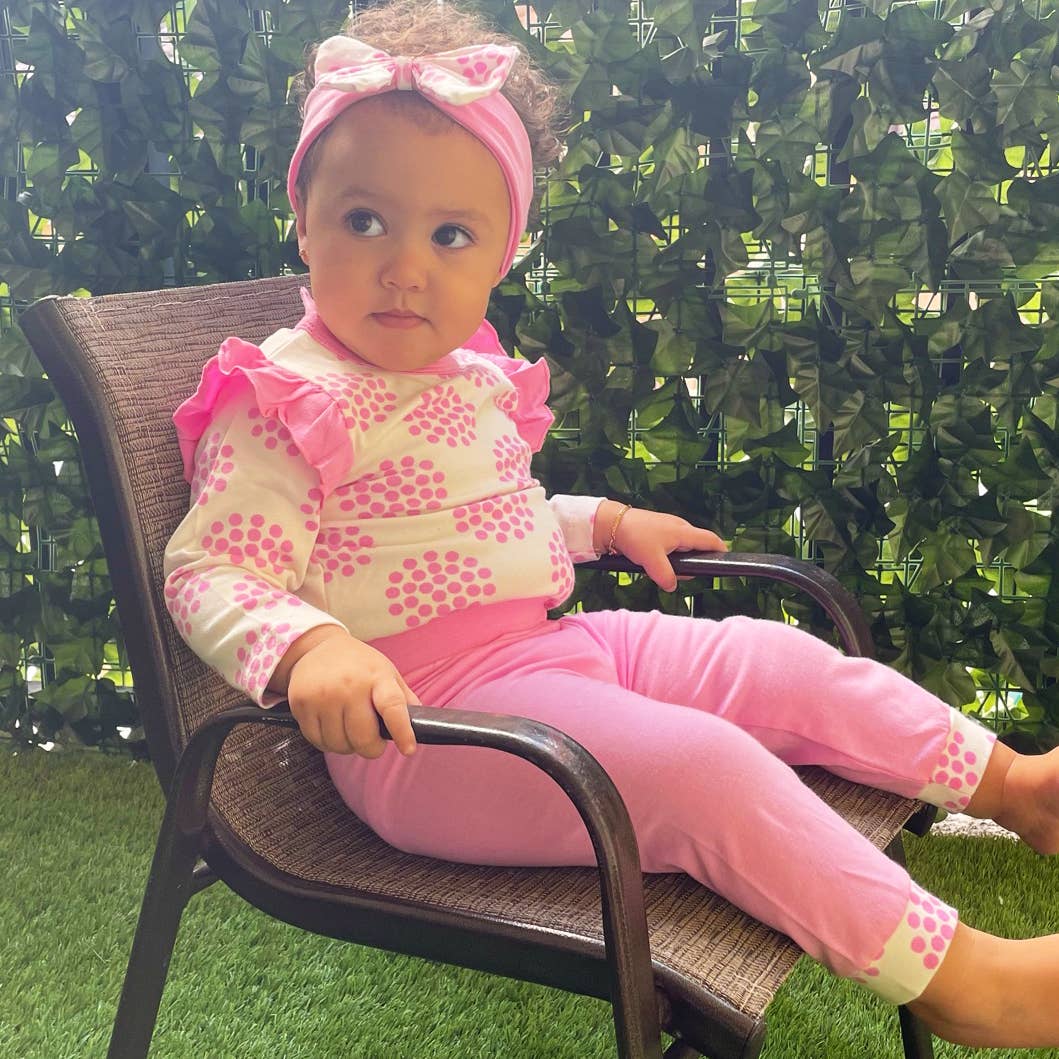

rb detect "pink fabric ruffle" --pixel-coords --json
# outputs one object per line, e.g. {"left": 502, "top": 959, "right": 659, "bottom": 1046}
{"left": 294, "top": 290, "right": 555, "bottom": 453}
{"left": 173, "top": 336, "right": 354, "bottom": 494}
{"left": 463, "top": 318, "right": 555, "bottom": 451}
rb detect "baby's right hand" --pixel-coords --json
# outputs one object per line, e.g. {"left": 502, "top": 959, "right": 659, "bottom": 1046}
{"left": 285, "top": 631, "right": 419, "bottom": 758}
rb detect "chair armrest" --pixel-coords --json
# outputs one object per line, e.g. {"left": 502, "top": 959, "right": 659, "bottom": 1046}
{"left": 585, "top": 551, "right": 875, "bottom": 659}
{"left": 172, "top": 702, "right": 662, "bottom": 1057}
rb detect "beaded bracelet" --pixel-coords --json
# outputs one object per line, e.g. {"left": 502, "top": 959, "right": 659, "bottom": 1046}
{"left": 605, "top": 503, "right": 632, "bottom": 556}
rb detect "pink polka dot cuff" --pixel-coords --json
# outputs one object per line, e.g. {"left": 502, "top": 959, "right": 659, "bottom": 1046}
{"left": 854, "top": 881, "right": 958, "bottom": 1004}
{"left": 915, "top": 712, "right": 997, "bottom": 812}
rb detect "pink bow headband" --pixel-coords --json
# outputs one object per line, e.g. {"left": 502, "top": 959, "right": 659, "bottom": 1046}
{"left": 287, "top": 35, "right": 534, "bottom": 274}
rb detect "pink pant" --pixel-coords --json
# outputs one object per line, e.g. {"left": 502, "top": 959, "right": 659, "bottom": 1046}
{"left": 326, "top": 610, "right": 994, "bottom": 1001}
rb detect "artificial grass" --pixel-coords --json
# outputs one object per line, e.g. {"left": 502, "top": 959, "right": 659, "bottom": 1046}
{"left": 2, "top": 748, "right": 1058, "bottom": 1059}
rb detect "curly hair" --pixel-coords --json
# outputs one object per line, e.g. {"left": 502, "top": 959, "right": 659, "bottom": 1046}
{"left": 290, "top": 0, "right": 568, "bottom": 220}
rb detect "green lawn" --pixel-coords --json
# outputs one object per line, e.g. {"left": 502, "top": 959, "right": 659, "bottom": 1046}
{"left": 3, "top": 748, "right": 1058, "bottom": 1059}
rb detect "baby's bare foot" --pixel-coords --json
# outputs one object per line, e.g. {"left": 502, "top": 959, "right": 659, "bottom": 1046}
{"left": 995, "top": 746, "right": 1059, "bottom": 855}
{"left": 909, "top": 926, "right": 1059, "bottom": 1048}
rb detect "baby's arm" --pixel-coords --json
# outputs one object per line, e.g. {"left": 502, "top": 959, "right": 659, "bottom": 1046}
{"left": 165, "top": 387, "right": 415, "bottom": 756}
{"left": 547, "top": 494, "right": 725, "bottom": 589}
{"left": 548, "top": 496, "right": 726, "bottom": 589}
{"left": 593, "top": 500, "right": 727, "bottom": 591}
{"left": 268, "top": 625, "right": 418, "bottom": 757}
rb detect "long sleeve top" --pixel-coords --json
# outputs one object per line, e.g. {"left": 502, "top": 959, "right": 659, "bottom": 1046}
{"left": 163, "top": 295, "right": 605, "bottom": 706}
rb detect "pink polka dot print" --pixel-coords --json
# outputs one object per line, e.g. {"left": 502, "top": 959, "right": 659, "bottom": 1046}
{"left": 385, "top": 549, "right": 496, "bottom": 628}
{"left": 234, "top": 619, "right": 302, "bottom": 702}
{"left": 164, "top": 569, "right": 303, "bottom": 641}
{"left": 545, "top": 530, "right": 575, "bottom": 604}
{"left": 493, "top": 432, "right": 532, "bottom": 485}
{"left": 311, "top": 525, "right": 375, "bottom": 583}
{"left": 926, "top": 727, "right": 981, "bottom": 811}
{"left": 904, "top": 886, "right": 955, "bottom": 971}
{"left": 494, "top": 388, "right": 519, "bottom": 418}
{"left": 453, "top": 357, "right": 503, "bottom": 390}
{"left": 319, "top": 370, "right": 399, "bottom": 432}
{"left": 163, "top": 568, "right": 211, "bottom": 639}
{"left": 190, "top": 430, "right": 234, "bottom": 506}
{"left": 300, "top": 487, "right": 323, "bottom": 534}
{"left": 453, "top": 496, "right": 535, "bottom": 543}
{"left": 403, "top": 385, "right": 477, "bottom": 447}
{"left": 454, "top": 47, "right": 509, "bottom": 86}
{"left": 230, "top": 575, "right": 304, "bottom": 614}
{"left": 854, "top": 881, "right": 957, "bottom": 1000}
{"left": 201, "top": 512, "right": 297, "bottom": 575}
{"left": 337, "top": 457, "right": 448, "bottom": 519}
{"left": 247, "top": 407, "right": 300, "bottom": 459}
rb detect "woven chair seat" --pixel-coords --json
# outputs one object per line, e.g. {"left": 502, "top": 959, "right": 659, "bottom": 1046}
{"left": 213, "top": 723, "right": 917, "bottom": 1020}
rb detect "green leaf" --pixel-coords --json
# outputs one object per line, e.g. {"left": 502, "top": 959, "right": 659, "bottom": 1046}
{"left": 832, "top": 389, "right": 890, "bottom": 455}
{"left": 645, "top": 318, "right": 694, "bottom": 375}
{"left": 268, "top": 0, "right": 350, "bottom": 65}
{"left": 811, "top": 10, "right": 886, "bottom": 79}
{"left": 748, "top": 48, "right": 811, "bottom": 122}
{"left": 835, "top": 257, "right": 910, "bottom": 324}
{"left": 933, "top": 55, "right": 995, "bottom": 129}
{"left": 651, "top": 0, "right": 727, "bottom": 59}
{"left": 180, "top": 0, "right": 248, "bottom": 73}
{"left": 70, "top": 13, "right": 132, "bottom": 83}
{"left": 747, "top": 0, "right": 829, "bottom": 50}
{"left": 950, "top": 129, "right": 1018, "bottom": 182}
{"left": 32, "top": 674, "right": 98, "bottom": 722}
{"left": 719, "top": 299, "right": 774, "bottom": 347}
{"left": 989, "top": 628, "right": 1037, "bottom": 691}
{"left": 791, "top": 359, "right": 850, "bottom": 431}
{"left": 0, "top": 201, "right": 61, "bottom": 300}
{"left": 703, "top": 357, "right": 769, "bottom": 426}
{"left": 992, "top": 57, "right": 1057, "bottom": 139}
{"left": 886, "top": 3, "right": 954, "bottom": 51}
{"left": 638, "top": 385, "right": 711, "bottom": 466}
{"left": 917, "top": 528, "right": 978, "bottom": 589}
{"left": 919, "top": 663, "right": 978, "bottom": 709}
{"left": 742, "top": 420, "right": 811, "bottom": 466}
{"left": 12, "top": 10, "right": 85, "bottom": 98}
{"left": 935, "top": 171, "right": 1000, "bottom": 245}
{"left": 570, "top": 11, "right": 640, "bottom": 64}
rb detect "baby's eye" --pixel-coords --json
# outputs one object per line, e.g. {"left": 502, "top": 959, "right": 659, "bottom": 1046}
{"left": 434, "top": 224, "right": 473, "bottom": 249}
{"left": 347, "top": 209, "right": 385, "bottom": 236}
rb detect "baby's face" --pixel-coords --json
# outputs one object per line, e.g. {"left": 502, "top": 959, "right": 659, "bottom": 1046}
{"left": 297, "top": 98, "right": 510, "bottom": 371}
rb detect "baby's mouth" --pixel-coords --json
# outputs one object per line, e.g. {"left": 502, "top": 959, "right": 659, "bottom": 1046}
{"left": 372, "top": 310, "right": 425, "bottom": 329}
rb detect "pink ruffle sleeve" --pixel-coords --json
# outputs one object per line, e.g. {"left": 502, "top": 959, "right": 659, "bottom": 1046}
{"left": 467, "top": 319, "right": 606, "bottom": 559}
{"left": 174, "top": 337, "right": 354, "bottom": 495}
{"left": 463, "top": 319, "right": 555, "bottom": 452}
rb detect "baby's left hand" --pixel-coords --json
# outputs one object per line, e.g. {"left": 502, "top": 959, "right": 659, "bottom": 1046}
{"left": 602, "top": 505, "right": 727, "bottom": 592}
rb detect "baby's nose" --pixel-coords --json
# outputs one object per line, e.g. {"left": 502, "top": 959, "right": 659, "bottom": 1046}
{"left": 380, "top": 241, "right": 428, "bottom": 291}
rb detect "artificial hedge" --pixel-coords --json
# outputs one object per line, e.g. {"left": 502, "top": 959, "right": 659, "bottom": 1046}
{"left": 2, "top": 0, "right": 1059, "bottom": 751}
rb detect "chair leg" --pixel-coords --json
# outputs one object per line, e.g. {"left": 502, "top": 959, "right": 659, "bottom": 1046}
{"left": 898, "top": 1005, "right": 936, "bottom": 1059}
{"left": 106, "top": 780, "right": 212, "bottom": 1058}
{"left": 107, "top": 713, "right": 246, "bottom": 1058}
{"left": 662, "top": 1039, "right": 701, "bottom": 1058}
{"left": 884, "top": 833, "right": 936, "bottom": 1059}
{"left": 106, "top": 803, "right": 203, "bottom": 1057}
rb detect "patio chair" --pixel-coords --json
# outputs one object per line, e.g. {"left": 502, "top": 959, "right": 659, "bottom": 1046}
{"left": 20, "top": 275, "right": 937, "bottom": 1059}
